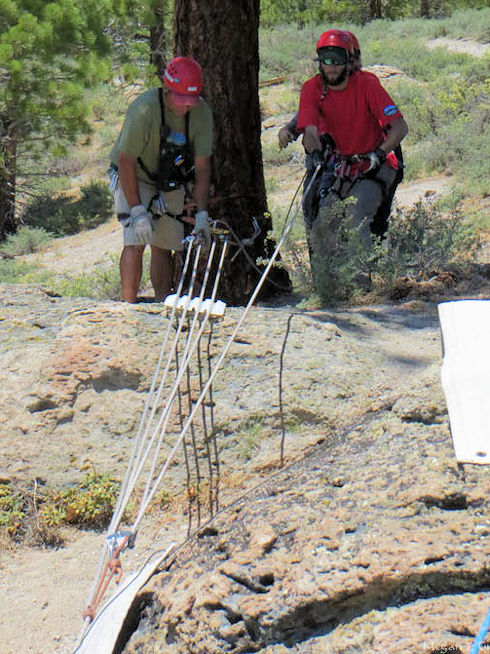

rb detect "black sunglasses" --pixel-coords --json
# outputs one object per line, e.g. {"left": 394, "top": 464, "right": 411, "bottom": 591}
{"left": 320, "top": 52, "right": 348, "bottom": 66}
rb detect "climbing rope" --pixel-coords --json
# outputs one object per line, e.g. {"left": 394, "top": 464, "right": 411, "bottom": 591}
{"left": 78, "top": 164, "right": 323, "bottom": 644}
{"left": 470, "top": 605, "right": 490, "bottom": 654}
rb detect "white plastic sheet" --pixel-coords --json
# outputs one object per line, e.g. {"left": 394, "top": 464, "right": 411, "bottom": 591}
{"left": 74, "top": 545, "right": 174, "bottom": 654}
{"left": 439, "top": 299, "right": 490, "bottom": 464}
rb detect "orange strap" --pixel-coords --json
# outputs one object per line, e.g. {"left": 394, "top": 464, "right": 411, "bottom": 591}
{"left": 82, "top": 534, "right": 129, "bottom": 623}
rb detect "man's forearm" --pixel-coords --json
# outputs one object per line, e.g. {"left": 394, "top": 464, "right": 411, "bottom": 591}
{"left": 379, "top": 117, "right": 409, "bottom": 155}
{"left": 193, "top": 156, "right": 211, "bottom": 212}
{"left": 302, "top": 125, "right": 323, "bottom": 154}
{"left": 118, "top": 152, "right": 141, "bottom": 209}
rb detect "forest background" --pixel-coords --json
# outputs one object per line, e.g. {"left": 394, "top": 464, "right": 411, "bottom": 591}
{"left": 0, "top": 0, "right": 489, "bottom": 302}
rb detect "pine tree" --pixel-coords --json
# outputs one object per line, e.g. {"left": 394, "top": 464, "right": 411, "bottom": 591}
{"left": 0, "top": 0, "right": 133, "bottom": 239}
{"left": 173, "top": 0, "right": 290, "bottom": 303}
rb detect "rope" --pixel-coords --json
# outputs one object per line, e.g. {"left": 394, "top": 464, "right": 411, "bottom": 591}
{"left": 78, "top": 166, "right": 322, "bottom": 638}
{"left": 279, "top": 312, "right": 298, "bottom": 466}
{"left": 128, "top": 165, "right": 323, "bottom": 530}
{"left": 470, "top": 605, "right": 490, "bottom": 654}
{"left": 131, "top": 240, "right": 229, "bottom": 531}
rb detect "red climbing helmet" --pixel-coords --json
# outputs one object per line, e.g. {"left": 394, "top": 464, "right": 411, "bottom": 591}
{"left": 316, "top": 29, "right": 351, "bottom": 52}
{"left": 163, "top": 56, "right": 203, "bottom": 106}
{"left": 343, "top": 30, "right": 360, "bottom": 53}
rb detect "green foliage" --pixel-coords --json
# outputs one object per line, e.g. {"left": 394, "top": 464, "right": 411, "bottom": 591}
{"left": 50, "top": 255, "right": 124, "bottom": 301}
{"left": 0, "top": 482, "right": 25, "bottom": 537}
{"left": 0, "top": 257, "right": 50, "bottom": 283}
{"left": 24, "top": 181, "right": 113, "bottom": 236}
{"left": 309, "top": 197, "right": 374, "bottom": 304}
{"left": 373, "top": 200, "right": 480, "bottom": 282}
{"left": 0, "top": 472, "right": 121, "bottom": 544}
{"left": 41, "top": 472, "right": 120, "bottom": 529}
{"left": 0, "top": 1, "right": 125, "bottom": 137}
{"left": 0, "top": 226, "right": 52, "bottom": 256}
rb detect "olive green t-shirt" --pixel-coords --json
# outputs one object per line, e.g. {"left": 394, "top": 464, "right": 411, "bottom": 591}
{"left": 110, "top": 87, "right": 213, "bottom": 185}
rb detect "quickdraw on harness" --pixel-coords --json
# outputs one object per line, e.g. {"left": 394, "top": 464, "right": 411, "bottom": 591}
{"left": 137, "top": 87, "right": 195, "bottom": 193}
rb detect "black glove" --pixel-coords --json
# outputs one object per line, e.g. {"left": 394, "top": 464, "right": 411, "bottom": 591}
{"left": 363, "top": 147, "right": 386, "bottom": 173}
{"left": 311, "top": 149, "right": 326, "bottom": 168}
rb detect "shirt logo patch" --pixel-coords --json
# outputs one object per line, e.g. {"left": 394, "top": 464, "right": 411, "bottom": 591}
{"left": 384, "top": 104, "right": 398, "bottom": 116}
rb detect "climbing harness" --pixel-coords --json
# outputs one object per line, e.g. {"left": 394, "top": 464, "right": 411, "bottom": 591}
{"left": 76, "top": 167, "right": 323, "bottom": 648}
{"left": 138, "top": 87, "right": 195, "bottom": 192}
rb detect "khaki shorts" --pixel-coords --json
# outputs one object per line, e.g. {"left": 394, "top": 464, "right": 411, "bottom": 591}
{"left": 114, "top": 180, "right": 185, "bottom": 251}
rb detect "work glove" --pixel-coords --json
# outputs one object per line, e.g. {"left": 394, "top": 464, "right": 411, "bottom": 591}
{"left": 363, "top": 147, "right": 386, "bottom": 174}
{"left": 278, "top": 126, "right": 295, "bottom": 149}
{"left": 130, "top": 205, "right": 153, "bottom": 245}
{"left": 192, "top": 210, "right": 212, "bottom": 249}
{"left": 311, "top": 149, "right": 327, "bottom": 168}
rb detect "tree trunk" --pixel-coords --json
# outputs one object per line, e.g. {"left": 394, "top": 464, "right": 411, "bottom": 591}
{"left": 150, "top": 2, "right": 168, "bottom": 77}
{"left": 420, "top": 0, "right": 430, "bottom": 18}
{"left": 174, "top": 0, "right": 290, "bottom": 304}
{"left": 364, "top": 0, "right": 382, "bottom": 21}
{"left": 0, "top": 118, "right": 18, "bottom": 241}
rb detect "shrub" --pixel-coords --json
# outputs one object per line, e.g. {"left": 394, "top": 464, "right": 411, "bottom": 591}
{"left": 51, "top": 254, "right": 123, "bottom": 300}
{"left": 0, "top": 472, "right": 121, "bottom": 545}
{"left": 373, "top": 200, "right": 480, "bottom": 282}
{"left": 0, "top": 258, "right": 52, "bottom": 283}
{"left": 23, "top": 180, "right": 113, "bottom": 236}
{"left": 42, "top": 472, "right": 120, "bottom": 530}
{"left": 308, "top": 197, "right": 374, "bottom": 304}
{"left": 0, "top": 483, "right": 25, "bottom": 537}
{"left": 0, "top": 226, "right": 53, "bottom": 257}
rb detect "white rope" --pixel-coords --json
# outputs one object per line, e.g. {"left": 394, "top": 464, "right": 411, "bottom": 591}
{"left": 110, "top": 241, "right": 205, "bottom": 528}
{"left": 129, "top": 168, "right": 321, "bottom": 528}
{"left": 110, "top": 242, "right": 195, "bottom": 531}
{"left": 78, "top": 164, "right": 321, "bottom": 642}
{"left": 138, "top": 239, "right": 220, "bottom": 509}
{"left": 132, "top": 239, "right": 228, "bottom": 531}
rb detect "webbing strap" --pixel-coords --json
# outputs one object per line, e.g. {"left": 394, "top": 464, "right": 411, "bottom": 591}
{"left": 137, "top": 88, "right": 191, "bottom": 187}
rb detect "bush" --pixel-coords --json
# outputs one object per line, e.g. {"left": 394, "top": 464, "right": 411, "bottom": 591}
{"left": 0, "top": 472, "right": 121, "bottom": 545}
{"left": 23, "top": 180, "right": 113, "bottom": 236}
{"left": 50, "top": 255, "right": 123, "bottom": 300}
{"left": 309, "top": 197, "right": 373, "bottom": 304}
{"left": 373, "top": 200, "right": 480, "bottom": 282}
{"left": 0, "top": 226, "right": 52, "bottom": 257}
{"left": 0, "top": 258, "right": 52, "bottom": 283}
{"left": 42, "top": 472, "right": 120, "bottom": 530}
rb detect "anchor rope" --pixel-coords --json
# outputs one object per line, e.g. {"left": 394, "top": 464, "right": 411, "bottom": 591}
{"left": 78, "top": 164, "right": 321, "bottom": 641}
{"left": 470, "top": 605, "right": 490, "bottom": 654}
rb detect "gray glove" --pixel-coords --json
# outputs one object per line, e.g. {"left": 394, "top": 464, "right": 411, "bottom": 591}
{"left": 363, "top": 147, "right": 386, "bottom": 173}
{"left": 311, "top": 149, "right": 327, "bottom": 168}
{"left": 192, "top": 210, "right": 211, "bottom": 249}
{"left": 130, "top": 205, "right": 153, "bottom": 245}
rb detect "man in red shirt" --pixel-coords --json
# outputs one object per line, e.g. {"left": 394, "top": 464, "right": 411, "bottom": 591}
{"left": 297, "top": 29, "right": 408, "bottom": 251}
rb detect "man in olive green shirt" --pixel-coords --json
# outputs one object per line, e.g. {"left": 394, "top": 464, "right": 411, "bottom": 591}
{"left": 111, "top": 56, "right": 213, "bottom": 303}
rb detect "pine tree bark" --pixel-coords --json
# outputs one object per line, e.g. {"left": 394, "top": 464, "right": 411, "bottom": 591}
{"left": 0, "top": 117, "right": 17, "bottom": 240}
{"left": 150, "top": 2, "right": 167, "bottom": 77}
{"left": 174, "top": 0, "right": 290, "bottom": 304}
{"left": 420, "top": 0, "right": 430, "bottom": 18}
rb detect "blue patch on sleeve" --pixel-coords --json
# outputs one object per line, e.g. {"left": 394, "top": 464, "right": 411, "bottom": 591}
{"left": 384, "top": 104, "right": 398, "bottom": 116}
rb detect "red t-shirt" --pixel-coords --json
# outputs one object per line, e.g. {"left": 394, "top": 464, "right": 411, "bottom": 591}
{"left": 297, "top": 70, "right": 403, "bottom": 168}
